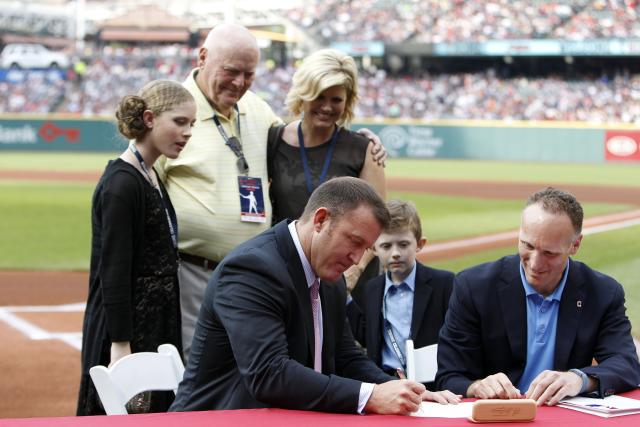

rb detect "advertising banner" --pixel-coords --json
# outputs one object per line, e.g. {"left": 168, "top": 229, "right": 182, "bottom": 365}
{"left": 0, "top": 117, "right": 125, "bottom": 151}
{"left": 604, "top": 131, "right": 640, "bottom": 162}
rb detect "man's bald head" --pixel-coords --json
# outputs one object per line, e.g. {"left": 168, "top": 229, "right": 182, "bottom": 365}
{"left": 196, "top": 24, "right": 259, "bottom": 116}
{"left": 202, "top": 23, "right": 259, "bottom": 61}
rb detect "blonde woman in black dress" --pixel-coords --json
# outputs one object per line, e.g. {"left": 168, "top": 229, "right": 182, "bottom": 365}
{"left": 77, "top": 80, "right": 196, "bottom": 415}
{"left": 268, "top": 49, "right": 386, "bottom": 294}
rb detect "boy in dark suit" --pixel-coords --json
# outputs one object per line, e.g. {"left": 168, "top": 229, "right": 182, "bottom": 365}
{"left": 347, "top": 200, "right": 454, "bottom": 385}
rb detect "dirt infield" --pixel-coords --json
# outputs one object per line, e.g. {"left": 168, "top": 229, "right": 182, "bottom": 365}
{"left": 0, "top": 271, "right": 87, "bottom": 418}
{"left": 388, "top": 178, "right": 640, "bottom": 205}
{"left": 1, "top": 171, "right": 639, "bottom": 419}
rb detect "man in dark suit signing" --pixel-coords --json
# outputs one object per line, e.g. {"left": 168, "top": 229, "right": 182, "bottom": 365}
{"left": 436, "top": 187, "right": 640, "bottom": 406}
{"left": 171, "top": 177, "right": 459, "bottom": 414}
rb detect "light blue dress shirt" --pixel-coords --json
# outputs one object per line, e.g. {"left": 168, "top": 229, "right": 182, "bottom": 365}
{"left": 381, "top": 263, "right": 416, "bottom": 371}
{"left": 516, "top": 260, "right": 569, "bottom": 392}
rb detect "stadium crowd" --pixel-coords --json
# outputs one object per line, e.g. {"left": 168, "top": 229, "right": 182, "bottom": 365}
{"left": 2, "top": 0, "right": 640, "bottom": 122}
{"left": 1, "top": 45, "right": 639, "bottom": 124}
{"left": 288, "top": 0, "right": 640, "bottom": 43}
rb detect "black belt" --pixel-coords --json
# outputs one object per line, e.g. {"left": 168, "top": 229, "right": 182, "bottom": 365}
{"left": 179, "top": 252, "right": 219, "bottom": 271}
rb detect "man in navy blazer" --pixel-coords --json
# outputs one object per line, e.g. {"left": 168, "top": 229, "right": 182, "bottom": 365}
{"left": 171, "top": 177, "right": 457, "bottom": 414}
{"left": 347, "top": 200, "right": 454, "bottom": 383}
{"left": 436, "top": 187, "right": 640, "bottom": 406}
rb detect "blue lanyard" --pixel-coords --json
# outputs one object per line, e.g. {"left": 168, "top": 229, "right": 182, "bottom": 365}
{"left": 297, "top": 122, "right": 339, "bottom": 194}
{"left": 129, "top": 144, "right": 178, "bottom": 249}
{"left": 382, "top": 286, "right": 408, "bottom": 368}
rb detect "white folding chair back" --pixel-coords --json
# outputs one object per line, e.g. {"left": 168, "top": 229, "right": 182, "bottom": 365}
{"left": 405, "top": 339, "right": 439, "bottom": 383}
{"left": 89, "top": 343, "right": 184, "bottom": 415}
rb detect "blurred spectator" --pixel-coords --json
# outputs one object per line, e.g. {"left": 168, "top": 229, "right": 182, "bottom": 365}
{"left": 554, "top": 0, "right": 640, "bottom": 40}
{"left": 2, "top": 48, "right": 639, "bottom": 124}
{"left": 287, "top": 0, "right": 639, "bottom": 43}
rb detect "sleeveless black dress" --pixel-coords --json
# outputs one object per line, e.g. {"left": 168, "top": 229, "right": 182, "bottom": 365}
{"left": 268, "top": 125, "right": 369, "bottom": 223}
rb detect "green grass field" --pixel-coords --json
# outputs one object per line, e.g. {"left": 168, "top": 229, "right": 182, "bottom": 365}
{"left": 1, "top": 152, "right": 639, "bottom": 332}
{"left": 0, "top": 180, "right": 93, "bottom": 270}
{"left": 0, "top": 152, "right": 116, "bottom": 172}
{"left": 388, "top": 191, "right": 633, "bottom": 242}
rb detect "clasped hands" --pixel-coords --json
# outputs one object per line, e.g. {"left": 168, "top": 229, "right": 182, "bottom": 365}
{"left": 466, "top": 370, "right": 584, "bottom": 406}
{"left": 365, "top": 380, "right": 462, "bottom": 415}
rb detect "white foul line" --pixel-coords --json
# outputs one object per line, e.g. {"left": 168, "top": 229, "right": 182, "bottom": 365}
{"left": 3, "top": 302, "right": 85, "bottom": 312}
{"left": 582, "top": 218, "right": 640, "bottom": 235}
{"left": 0, "top": 303, "right": 85, "bottom": 350}
{"left": 0, "top": 308, "right": 51, "bottom": 340}
{"left": 423, "top": 214, "right": 640, "bottom": 255}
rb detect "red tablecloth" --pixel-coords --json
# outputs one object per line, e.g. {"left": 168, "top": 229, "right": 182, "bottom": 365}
{"left": 3, "top": 390, "right": 639, "bottom": 427}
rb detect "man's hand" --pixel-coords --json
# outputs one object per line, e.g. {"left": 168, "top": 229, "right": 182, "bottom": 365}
{"left": 422, "top": 389, "right": 463, "bottom": 405}
{"left": 344, "top": 264, "right": 363, "bottom": 293}
{"left": 364, "top": 380, "right": 425, "bottom": 415}
{"left": 344, "top": 248, "right": 376, "bottom": 293}
{"left": 356, "top": 128, "right": 387, "bottom": 166}
{"left": 525, "top": 370, "right": 583, "bottom": 406}
{"left": 466, "top": 373, "right": 521, "bottom": 399}
{"left": 109, "top": 341, "right": 132, "bottom": 367}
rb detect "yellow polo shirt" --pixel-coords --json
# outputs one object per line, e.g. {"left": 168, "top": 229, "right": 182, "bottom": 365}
{"left": 156, "top": 69, "right": 280, "bottom": 262}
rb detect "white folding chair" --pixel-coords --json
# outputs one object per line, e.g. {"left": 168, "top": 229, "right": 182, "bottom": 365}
{"left": 405, "top": 339, "right": 439, "bottom": 383}
{"left": 89, "top": 343, "right": 185, "bottom": 415}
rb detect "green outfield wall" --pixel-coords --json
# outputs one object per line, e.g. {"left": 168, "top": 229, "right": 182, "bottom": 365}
{"left": 1, "top": 115, "right": 638, "bottom": 163}
{"left": 0, "top": 116, "right": 127, "bottom": 152}
{"left": 352, "top": 120, "right": 640, "bottom": 163}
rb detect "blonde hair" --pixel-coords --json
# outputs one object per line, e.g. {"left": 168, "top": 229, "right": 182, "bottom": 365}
{"left": 285, "top": 49, "right": 359, "bottom": 125}
{"left": 115, "top": 80, "right": 194, "bottom": 140}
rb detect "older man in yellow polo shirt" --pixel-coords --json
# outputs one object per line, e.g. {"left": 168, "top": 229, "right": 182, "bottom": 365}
{"left": 156, "top": 24, "right": 279, "bottom": 358}
{"left": 157, "top": 24, "right": 385, "bottom": 359}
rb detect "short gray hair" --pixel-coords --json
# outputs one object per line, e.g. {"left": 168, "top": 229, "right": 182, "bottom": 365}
{"left": 300, "top": 177, "right": 389, "bottom": 229}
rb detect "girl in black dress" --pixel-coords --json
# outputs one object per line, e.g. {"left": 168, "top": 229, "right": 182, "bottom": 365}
{"left": 77, "top": 80, "right": 196, "bottom": 415}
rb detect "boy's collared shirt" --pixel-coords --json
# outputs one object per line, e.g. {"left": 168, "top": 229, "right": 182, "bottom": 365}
{"left": 381, "top": 262, "right": 417, "bottom": 371}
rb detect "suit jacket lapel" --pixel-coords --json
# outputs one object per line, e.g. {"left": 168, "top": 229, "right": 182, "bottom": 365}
{"left": 498, "top": 256, "right": 527, "bottom": 364}
{"left": 319, "top": 280, "right": 339, "bottom": 371}
{"left": 367, "top": 275, "right": 385, "bottom": 363}
{"left": 554, "top": 259, "right": 586, "bottom": 370}
{"left": 274, "top": 221, "right": 316, "bottom": 365}
{"left": 411, "top": 264, "right": 432, "bottom": 340}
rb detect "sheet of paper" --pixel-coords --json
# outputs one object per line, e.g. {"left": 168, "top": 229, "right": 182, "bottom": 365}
{"left": 410, "top": 401, "right": 474, "bottom": 418}
{"left": 557, "top": 404, "right": 640, "bottom": 418}
{"left": 558, "top": 395, "right": 640, "bottom": 418}
{"left": 411, "top": 343, "right": 438, "bottom": 382}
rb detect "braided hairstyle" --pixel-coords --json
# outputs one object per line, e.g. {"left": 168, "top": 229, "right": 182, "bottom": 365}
{"left": 115, "top": 80, "right": 194, "bottom": 140}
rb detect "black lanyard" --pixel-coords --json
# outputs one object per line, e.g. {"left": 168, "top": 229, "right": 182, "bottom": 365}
{"left": 297, "top": 122, "right": 339, "bottom": 194}
{"left": 129, "top": 144, "right": 178, "bottom": 249}
{"left": 212, "top": 106, "right": 249, "bottom": 175}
